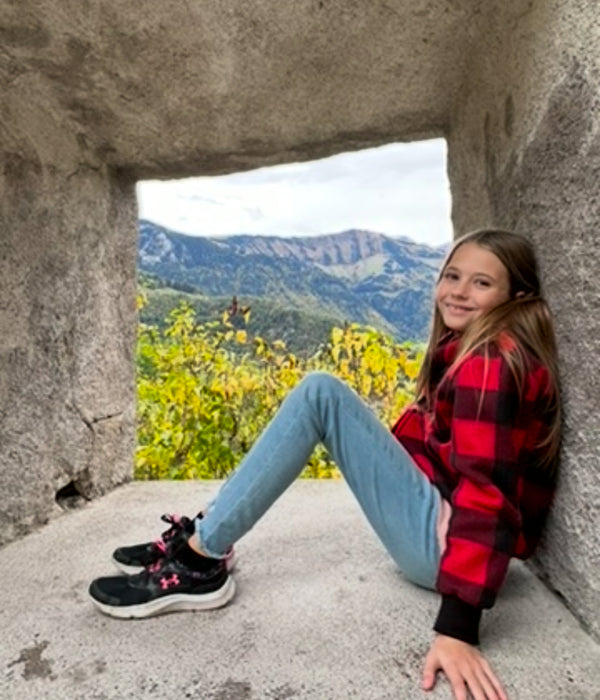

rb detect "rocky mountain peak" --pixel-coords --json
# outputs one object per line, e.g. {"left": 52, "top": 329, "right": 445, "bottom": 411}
{"left": 138, "top": 220, "right": 446, "bottom": 340}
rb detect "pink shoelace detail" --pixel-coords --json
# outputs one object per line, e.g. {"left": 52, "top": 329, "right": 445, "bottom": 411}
{"left": 152, "top": 513, "right": 183, "bottom": 551}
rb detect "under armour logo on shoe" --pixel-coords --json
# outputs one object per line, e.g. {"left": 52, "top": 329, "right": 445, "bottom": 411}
{"left": 159, "top": 574, "right": 180, "bottom": 590}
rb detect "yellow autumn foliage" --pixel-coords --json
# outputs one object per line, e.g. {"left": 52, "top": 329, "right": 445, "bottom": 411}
{"left": 135, "top": 302, "right": 423, "bottom": 481}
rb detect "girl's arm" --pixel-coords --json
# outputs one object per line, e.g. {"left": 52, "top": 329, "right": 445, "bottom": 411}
{"left": 435, "top": 350, "right": 524, "bottom": 643}
{"left": 423, "top": 349, "right": 530, "bottom": 699}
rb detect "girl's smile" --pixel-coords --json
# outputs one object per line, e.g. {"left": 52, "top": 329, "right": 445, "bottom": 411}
{"left": 443, "top": 302, "right": 475, "bottom": 314}
{"left": 436, "top": 242, "right": 510, "bottom": 333}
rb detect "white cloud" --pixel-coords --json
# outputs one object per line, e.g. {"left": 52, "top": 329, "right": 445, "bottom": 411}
{"left": 137, "top": 139, "right": 453, "bottom": 246}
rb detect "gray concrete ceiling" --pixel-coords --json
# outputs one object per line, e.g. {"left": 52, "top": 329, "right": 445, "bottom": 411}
{"left": 2, "top": 1, "right": 522, "bottom": 177}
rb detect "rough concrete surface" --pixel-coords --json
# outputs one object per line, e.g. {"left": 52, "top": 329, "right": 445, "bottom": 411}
{"left": 0, "top": 0, "right": 500, "bottom": 550}
{"left": 1, "top": 0, "right": 600, "bottom": 652}
{"left": 0, "top": 164, "right": 138, "bottom": 545}
{"left": 446, "top": 0, "right": 600, "bottom": 641}
{"left": 1, "top": 0, "right": 490, "bottom": 177}
{"left": 1, "top": 481, "right": 599, "bottom": 700}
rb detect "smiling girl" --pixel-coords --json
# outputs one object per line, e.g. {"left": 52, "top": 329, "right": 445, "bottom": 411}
{"left": 90, "top": 229, "right": 561, "bottom": 700}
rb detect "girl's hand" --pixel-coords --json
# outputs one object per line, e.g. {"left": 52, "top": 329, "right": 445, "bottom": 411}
{"left": 421, "top": 634, "right": 508, "bottom": 700}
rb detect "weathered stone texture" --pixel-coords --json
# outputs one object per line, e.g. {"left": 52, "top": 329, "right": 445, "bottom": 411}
{"left": 1, "top": 0, "right": 599, "bottom": 638}
{"left": 0, "top": 160, "right": 138, "bottom": 541}
{"left": 1, "top": 0, "right": 500, "bottom": 176}
{"left": 447, "top": 2, "right": 600, "bottom": 638}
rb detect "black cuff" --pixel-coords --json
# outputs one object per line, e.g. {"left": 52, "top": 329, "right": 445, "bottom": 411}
{"left": 434, "top": 595, "right": 482, "bottom": 645}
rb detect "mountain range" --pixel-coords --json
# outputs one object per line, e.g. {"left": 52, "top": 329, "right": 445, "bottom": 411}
{"left": 137, "top": 220, "right": 448, "bottom": 341}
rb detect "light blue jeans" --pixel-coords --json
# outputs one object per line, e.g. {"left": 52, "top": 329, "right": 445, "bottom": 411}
{"left": 196, "top": 372, "right": 442, "bottom": 589}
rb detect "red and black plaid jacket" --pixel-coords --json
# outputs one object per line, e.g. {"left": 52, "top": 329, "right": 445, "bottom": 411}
{"left": 392, "top": 332, "right": 557, "bottom": 644}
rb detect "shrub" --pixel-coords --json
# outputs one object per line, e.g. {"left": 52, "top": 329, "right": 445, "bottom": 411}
{"left": 135, "top": 300, "right": 421, "bottom": 480}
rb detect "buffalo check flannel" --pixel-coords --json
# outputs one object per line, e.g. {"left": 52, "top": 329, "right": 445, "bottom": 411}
{"left": 392, "top": 332, "right": 556, "bottom": 644}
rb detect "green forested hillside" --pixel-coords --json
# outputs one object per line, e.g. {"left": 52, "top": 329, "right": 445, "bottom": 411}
{"left": 139, "top": 280, "right": 377, "bottom": 356}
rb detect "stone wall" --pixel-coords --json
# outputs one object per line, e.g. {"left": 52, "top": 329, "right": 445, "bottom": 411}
{"left": 0, "top": 0, "right": 483, "bottom": 542}
{"left": 1, "top": 0, "right": 598, "bottom": 639}
{"left": 0, "top": 156, "right": 138, "bottom": 541}
{"left": 447, "top": 2, "right": 600, "bottom": 639}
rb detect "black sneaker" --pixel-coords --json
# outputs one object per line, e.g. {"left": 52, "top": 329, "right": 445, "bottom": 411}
{"left": 89, "top": 554, "right": 235, "bottom": 619}
{"left": 112, "top": 513, "right": 235, "bottom": 575}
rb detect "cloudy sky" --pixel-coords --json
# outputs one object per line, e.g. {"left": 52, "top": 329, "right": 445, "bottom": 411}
{"left": 137, "top": 138, "right": 453, "bottom": 247}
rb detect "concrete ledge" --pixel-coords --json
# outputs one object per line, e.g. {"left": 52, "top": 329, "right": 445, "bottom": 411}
{"left": 1, "top": 481, "right": 598, "bottom": 699}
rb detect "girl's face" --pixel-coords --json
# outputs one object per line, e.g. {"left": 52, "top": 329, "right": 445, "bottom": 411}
{"left": 436, "top": 242, "right": 511, "bottom": 333}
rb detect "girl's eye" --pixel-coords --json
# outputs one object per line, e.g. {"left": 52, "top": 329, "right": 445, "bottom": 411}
{"left": 443, "top": 271, "right": 459, "bottom": 281}
{"left": 475, "top": 279, "right": 491, "bottom": 288}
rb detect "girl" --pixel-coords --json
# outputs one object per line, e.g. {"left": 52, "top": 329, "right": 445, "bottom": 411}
{"left": 90, "top": 229, "right": 560, "bottom": 700}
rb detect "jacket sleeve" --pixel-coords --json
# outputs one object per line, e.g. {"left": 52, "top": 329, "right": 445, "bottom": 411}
{"left": 433, "top": 351, "right": 524, "bottom": 644}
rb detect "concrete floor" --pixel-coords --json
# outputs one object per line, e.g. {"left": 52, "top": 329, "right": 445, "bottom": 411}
{"left": 1, "top": 481, "right": 599, "bottom": 700}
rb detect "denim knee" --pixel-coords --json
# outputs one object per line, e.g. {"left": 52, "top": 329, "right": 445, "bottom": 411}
{"left": 297, "top": 371, "right": 346, "bottom": 398}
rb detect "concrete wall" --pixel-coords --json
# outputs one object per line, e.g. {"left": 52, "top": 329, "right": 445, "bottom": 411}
{"left": 0, "top": 0, "right": 481, "bottom": 538}
{"left": 447, "top": 1, "right": 600, "bottom": 639}
{"left": 1, "top": 0, "right": 598, "bottom": 638}
{"left": 0, "top": 155, "right": 138, "bottom": 540}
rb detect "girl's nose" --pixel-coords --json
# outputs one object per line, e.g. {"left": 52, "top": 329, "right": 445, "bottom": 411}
{"left": 452, "top": 281, "right": 469, "bottom": 298}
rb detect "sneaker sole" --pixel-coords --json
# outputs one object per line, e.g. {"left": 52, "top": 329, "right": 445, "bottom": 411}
{"left": 89, "top": 575, "right": 236, "bottom": 619}
{"left": 112, "top": 549, "right": 236, "bottom": 576}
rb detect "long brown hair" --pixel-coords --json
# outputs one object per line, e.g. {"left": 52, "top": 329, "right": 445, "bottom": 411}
{"left": 416, "top": 229, "right": 561, "bottom": 471}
